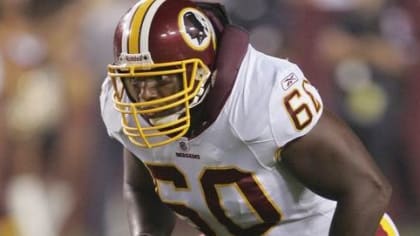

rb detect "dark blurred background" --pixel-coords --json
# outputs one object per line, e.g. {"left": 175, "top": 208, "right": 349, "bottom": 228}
{"left": 0, "top": 0, "right": 418, "bottom": 235}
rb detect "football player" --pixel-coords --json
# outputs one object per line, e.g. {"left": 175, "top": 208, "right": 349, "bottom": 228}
{"left": 100, "top": 0, "right": 400, "bottom": 235}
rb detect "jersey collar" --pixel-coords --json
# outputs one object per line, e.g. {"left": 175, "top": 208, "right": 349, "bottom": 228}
{"left": 188, "top": 25, "right": 250, "bottom": 138}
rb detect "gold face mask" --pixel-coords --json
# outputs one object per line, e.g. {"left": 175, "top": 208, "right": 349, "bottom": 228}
{"left": 108, "top": 0, "right": 217, "bottom": 148}
{"left": 108, "top": 58, "right": 210, "bottom": 148}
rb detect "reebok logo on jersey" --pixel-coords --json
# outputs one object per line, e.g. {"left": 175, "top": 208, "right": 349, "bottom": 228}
{"left": 281, "top": 73, "right": 298, "bottom": 90}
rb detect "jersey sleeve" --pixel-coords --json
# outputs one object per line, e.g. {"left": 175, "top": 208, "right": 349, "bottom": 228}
{"left": 99, "top": 76, "right": 124, "bottom": 143}
{"left": 269, "top": 64, "right": 323, "bottom": 148}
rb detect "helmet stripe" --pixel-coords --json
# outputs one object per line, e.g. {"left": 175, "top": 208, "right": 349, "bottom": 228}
{"left": 121, "top": 1, "right": 144, "bottom": 54}
{"left": 128, "top": 0, "right": 156, "bottom": 54}
{"left": 140, "top": 0, "right": 166, "bottom": 55}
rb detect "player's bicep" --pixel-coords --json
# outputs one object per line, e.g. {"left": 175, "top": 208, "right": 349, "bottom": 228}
{"left": 123, "top": 149, "right": 176, "bottom": 235}
{"left": 280, "top": 110, "right": 388, "bottom": 200}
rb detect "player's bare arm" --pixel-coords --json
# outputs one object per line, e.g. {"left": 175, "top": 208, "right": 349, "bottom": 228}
{"left": 123, "top": 149, "right": 175, "bottom": 236}
{"left": 281, "top": 109, "right": 392, "bottom": 236}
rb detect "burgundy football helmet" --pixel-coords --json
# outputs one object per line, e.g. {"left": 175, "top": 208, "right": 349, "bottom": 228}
{"left": 108, "top": 0, "right": 217, "bottom": 148}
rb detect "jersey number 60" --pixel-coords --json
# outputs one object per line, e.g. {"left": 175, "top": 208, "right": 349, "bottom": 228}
{"left": 146, "top": 164, "right": 283, "bottom": 236}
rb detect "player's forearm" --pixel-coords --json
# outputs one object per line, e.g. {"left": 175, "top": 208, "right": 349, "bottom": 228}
{"left": 329, "top": 183, "right": 392, "bottom": 236}
{"left": 124, "top": 184, "right": 175, "bottom": 236}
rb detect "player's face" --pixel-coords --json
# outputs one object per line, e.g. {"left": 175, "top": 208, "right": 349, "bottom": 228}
{"left": 123, "top": 74, "right": 183, "bottom": 118}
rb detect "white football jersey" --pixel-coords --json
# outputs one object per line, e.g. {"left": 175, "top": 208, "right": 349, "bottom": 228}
{"left": 100, "top": 45, "right": 337, "bottom": 236}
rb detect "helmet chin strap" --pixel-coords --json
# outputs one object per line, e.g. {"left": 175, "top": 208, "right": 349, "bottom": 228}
{"left": 189, "top": 68, "right": 213, "bottom": 109}
{"left": 147, "top": 85, "right": 209, "bottom": 127}
{"left": 148, "top": 110, "right": 185, "bottom": 126}
{"left": 189, "top": 82, "right": 210, "bottom": 109}
{"left": 147, "top": 68, "right": 213, "bottom": 127}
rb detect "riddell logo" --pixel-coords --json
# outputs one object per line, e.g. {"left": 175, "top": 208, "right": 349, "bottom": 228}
{"left": 118, "top": 52, "right": 152, "bottom": 64}
{"left": 281, "top": 73, "right": 298, "bottom": 90}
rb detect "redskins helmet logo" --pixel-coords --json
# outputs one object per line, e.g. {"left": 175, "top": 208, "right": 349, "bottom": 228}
{"left": 178, "top": 8, "right": 214, "bottom": 51}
